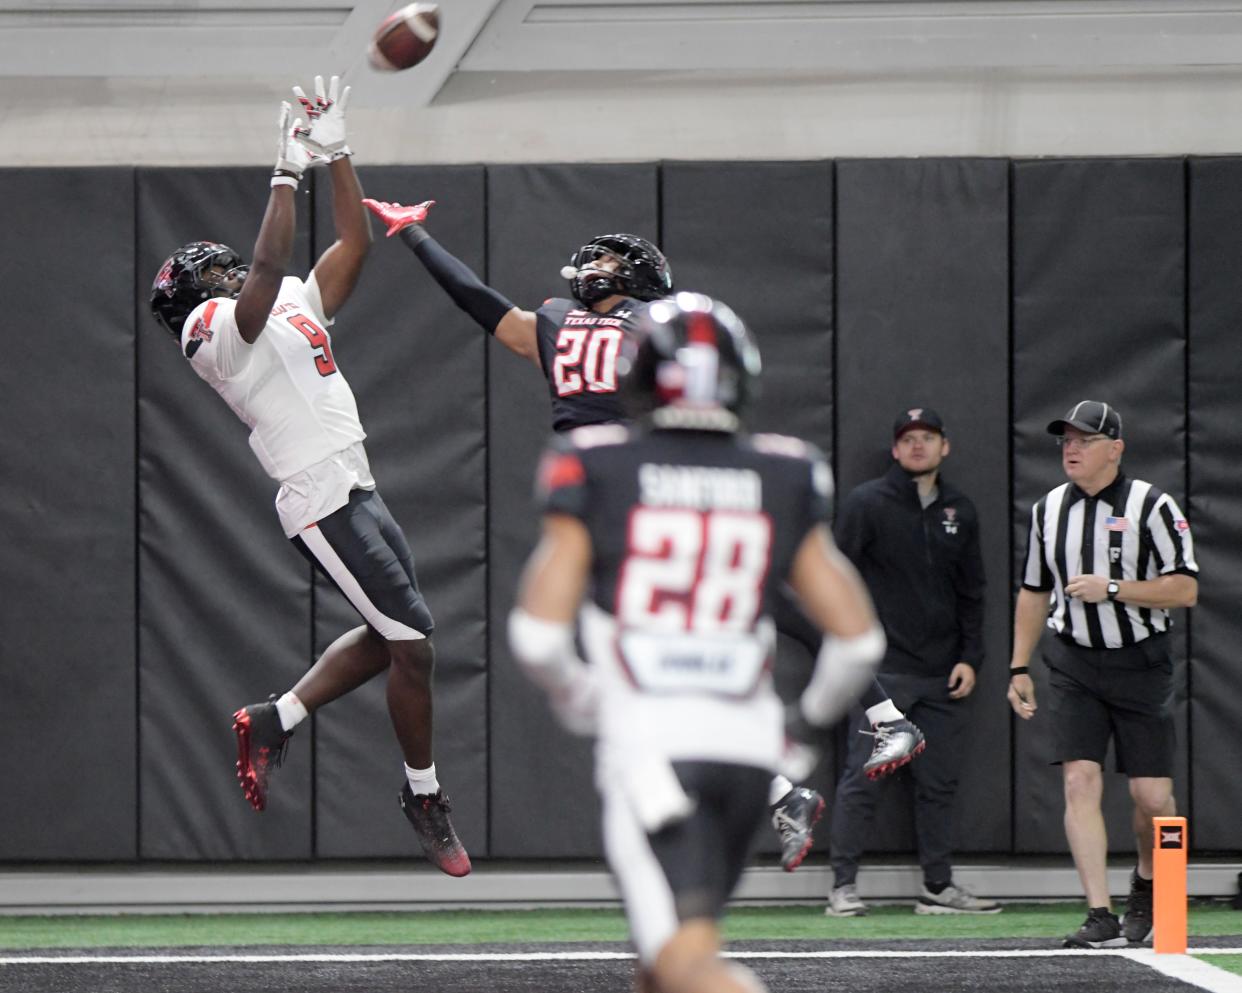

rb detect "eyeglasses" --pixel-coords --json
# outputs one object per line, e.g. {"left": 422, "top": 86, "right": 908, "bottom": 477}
{"left": 1056, "top": 434, "right": 1109, "bottom": 451}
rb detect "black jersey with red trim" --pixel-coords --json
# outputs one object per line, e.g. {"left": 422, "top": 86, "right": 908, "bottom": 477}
{"left": 535, "top": 297, "right": 646, "bottom": 433}
{"left": 536, "top": 424, "right": 833, "bottom": 621}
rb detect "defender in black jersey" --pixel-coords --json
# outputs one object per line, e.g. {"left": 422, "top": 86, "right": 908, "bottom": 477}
{"left": 362, "top": 199, "right": 669, "bottom": 430}
{"left": 362, "top": 198, "right": 924, "bottom": 868}
{"left": 509, "top": 294, "right": 885, "bottom": 993}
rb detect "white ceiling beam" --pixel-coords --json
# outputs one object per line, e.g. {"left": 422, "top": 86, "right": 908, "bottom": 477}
{"left": 460, "top": 0, "right": 1242, "bottom": 72}
{"left": 344, "top": 0, "right": 507, "bottom": 108}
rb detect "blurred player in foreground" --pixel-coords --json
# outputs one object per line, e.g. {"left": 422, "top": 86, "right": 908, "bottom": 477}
{"left": 509, "top": 293, "right": 884, "bottom": 993}
{"left": 147, "top": 77, "right": 469, "bottom": 876}
{"left": 364, "top": 198, "right": 923, "bottom": 869}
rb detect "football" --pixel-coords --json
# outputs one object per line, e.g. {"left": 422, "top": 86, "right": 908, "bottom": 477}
{"left": 368, "top": 3, "right": 440, "bottom": 72}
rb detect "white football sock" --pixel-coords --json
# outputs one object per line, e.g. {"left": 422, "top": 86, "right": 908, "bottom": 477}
{"left": 405, "top": 763, "right": 440, "bottom": 797}
{"left": 865, "top": 700, "right": 904, "bottom": 726}
{"left": 275, "top": 692, "right": 308, "bottom": 732}
{"left": 769, "top": 775, "right": 795, "bottom": 806}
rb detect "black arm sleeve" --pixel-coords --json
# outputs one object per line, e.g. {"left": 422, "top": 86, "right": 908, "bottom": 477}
{"left": 398, "top": 226, "right": 516, "bottom": 334}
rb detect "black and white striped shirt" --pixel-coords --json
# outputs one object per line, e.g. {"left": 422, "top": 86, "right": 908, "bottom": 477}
{"left": 1021, "top": 472, "right": 1198, "bottom": 649}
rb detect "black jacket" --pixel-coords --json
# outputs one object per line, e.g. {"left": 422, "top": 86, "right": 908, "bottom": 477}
{"left": 833, "top": 463, "right": 985, "bottom": 676}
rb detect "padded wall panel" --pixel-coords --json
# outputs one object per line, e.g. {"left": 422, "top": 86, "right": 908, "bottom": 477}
{"left": 661, "top": 162, "right": 834, "bottom": 450}
{"left": 311, "top": 166, "right": 490, "bottom": 858}
{"left": 137, "top": 169, "right": 314, "bottom": 858}
{"left": 487, "top": 164, "right": 659, "bottom": 856}
{"left": 836, "top": 159, "right": 1011, "bottom": 855}
{"left": 1186, "top": 157, "right": 1242, "bottom": 850}
{"left": 0, "top": 168, "right": 137, "bottom": 859}
{"left": 661, "top": 161, "right": 836, "bottom": 859}
{"left": 1011, "top": 158, "right": 1187, "bottom": 852}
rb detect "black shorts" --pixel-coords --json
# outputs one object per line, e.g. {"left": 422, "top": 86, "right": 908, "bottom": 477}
{"left": 601, "top": 761, "right": 771, "bottom": 964}
{"left": 1043, "top": 634, "right": 1175, "bottom": 778}
{"left": 293, "top": 488, "right": 434, "bottom": 640}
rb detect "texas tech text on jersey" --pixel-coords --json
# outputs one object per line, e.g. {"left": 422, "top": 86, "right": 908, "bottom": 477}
{"left": 535, "top": 297, "right": 646, "bottom": 432}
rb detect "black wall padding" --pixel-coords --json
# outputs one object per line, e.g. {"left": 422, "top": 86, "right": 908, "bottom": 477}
{"left": 1011, "top": 159, "right": 1188, "bottom": 852}
{"left": 661, "top": 162, "right": 835, "bottom": 450}
{"left": 136, "top": 169, "right": 316, "bottom": 858}
{"left": 309, "top": 166, "right": 490, "bottom": 858}
{"left": 661, "top": 161, "right": 837, "bottom": 858}
{"left": 1186, "top": 157, "right": 1242, "bottom": 850}
{"left": 0, "top": 169, "right": 138, "bottom": 859}
{"left": 486, "top": 164, "right": 660, "bottom": 856}
{"left": 836, "top": 159, "right": 1012, "bottom": 856}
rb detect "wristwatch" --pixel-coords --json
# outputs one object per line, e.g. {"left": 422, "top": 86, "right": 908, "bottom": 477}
{"left": 1106, "top": 580, "right": 1121, "bottom": 601}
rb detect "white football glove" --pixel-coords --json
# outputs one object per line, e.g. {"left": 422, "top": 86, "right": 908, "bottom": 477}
{"left": 291, "top": 74, "right": 352, "bottom": 161}
{"left": 273, "top": 101, "right": 319, "bottom": 182}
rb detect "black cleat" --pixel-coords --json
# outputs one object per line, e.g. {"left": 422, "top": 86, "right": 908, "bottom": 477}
{"left": 399, "top": 783, "right": 472, "bottom": 877}
{"left": 770, "top": 787, "right": 825, "bottom": 872}
{"left": 1122, "top": 870, "right": 1154, "bottom": 945}
{"left": 1063, "top": 908, "right": 1126, "bottom": 949}
{"left": 232, "top": 695, "right": 292, "bottom": 812}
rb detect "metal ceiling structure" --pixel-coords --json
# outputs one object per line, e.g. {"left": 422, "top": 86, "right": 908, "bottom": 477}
{"left": 4, "top": 1, "right": 1242, "bottom": 109}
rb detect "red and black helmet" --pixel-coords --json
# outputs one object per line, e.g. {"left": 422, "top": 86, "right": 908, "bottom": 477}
{"left": 149, "top": 241, "right": 248, "bottom": 337}
{"left": 565, "top": 233, "right": 673, "bottom": 307}
{"left": 622, "top": 292, "right": 761, "bottom": 427}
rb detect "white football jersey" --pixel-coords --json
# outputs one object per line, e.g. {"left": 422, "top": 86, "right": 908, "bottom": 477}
{"left": 579, "top": 601, "right": 784, "bottom": 774}
{"left": 181, "top": 275, "right": 366, "bottom": 482}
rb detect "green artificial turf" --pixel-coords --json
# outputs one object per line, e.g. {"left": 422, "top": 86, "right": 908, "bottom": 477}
{"left": 0, "top": 902, "right": 1238, "bottom": 950}
{"left": 1194, "top": 954, "right": 1242, "bottom": 978}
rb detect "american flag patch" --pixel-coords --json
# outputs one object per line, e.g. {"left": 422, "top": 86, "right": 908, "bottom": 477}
{"left": 1104, "top": 516, "right": 1129, "bottom": 531}
{"left": 1176, "top": 519, "right": 1190, "bottom": 531}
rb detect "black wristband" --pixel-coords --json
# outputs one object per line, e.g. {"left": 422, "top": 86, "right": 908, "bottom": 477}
{"left": 400, "top": 230, "right": 516, "bottom": 334}
{"left": 1009, "top": 666, "right": 1030, "bottom": 678}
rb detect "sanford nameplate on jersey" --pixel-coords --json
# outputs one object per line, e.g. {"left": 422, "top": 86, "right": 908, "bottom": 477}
{"left": 639, "top": 464, "right": 762, "bottom": 511}
{"left": 620, "top": 630, "right": 768, "bottom": 696}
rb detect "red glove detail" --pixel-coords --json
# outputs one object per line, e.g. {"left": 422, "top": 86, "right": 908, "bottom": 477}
{"left": 361, "top": 198, "right": 436, "bottom": 237}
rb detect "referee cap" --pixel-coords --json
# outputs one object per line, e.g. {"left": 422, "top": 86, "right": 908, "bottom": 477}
{"left": 1046, "top": 400, "right": 1122, "bottom": 439}
{"left": 893, "top": 407, "right": 945, "bottom": 440}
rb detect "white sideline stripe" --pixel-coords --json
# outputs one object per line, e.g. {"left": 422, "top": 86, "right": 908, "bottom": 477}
{"left": 2, "top": 948, "right": 1241, "bottom": 966}
{"left": 1130, "top": 950, "right": 1242, "bottom": 993}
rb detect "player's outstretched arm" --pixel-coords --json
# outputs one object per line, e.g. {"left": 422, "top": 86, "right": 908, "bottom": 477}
{"left": 294, "top": 75, "right": 371, "bottom": 319}
{"left": 234, "top": 102, "right": 310, "bottom": 343}
{"left": 361, "top": 197, "right": 541, "bottom": 364}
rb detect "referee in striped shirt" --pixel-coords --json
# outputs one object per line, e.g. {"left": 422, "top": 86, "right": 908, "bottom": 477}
{"left": 1008, "top": 400, "right": 1198, "bottom": 951}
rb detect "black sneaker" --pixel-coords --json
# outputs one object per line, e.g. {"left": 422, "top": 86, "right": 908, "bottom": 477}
{"left": 1122, "top": 870, "right": 1154, "bottom": 945}
{"left": 232, "top": 695, "right": 292, "bottom": 812}
{"left": 1063, "top": 908, "right": 1126, "bottom": 949}
{"left": 399, "top": 783, "right": 472, "bottom": 877}
{"left": 770, "top": 787, "right": 825, "bottom": 872}
{"left": 862, "top": 718, "right": 927, "bottom": 780}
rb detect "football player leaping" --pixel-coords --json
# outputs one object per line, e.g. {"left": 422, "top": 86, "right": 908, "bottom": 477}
{"left": 148, "top": 77, "right": 469, "bottom": 877}
{"left": 361, "top": 197, "right": 927, "bottom": 871}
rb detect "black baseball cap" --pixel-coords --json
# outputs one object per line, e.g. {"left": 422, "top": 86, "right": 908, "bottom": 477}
{"left": 893, "top": 407, "right": 945, "bottom": 440}
{"left": 1046, "top": 400, "right": 1122, "bottom": 440}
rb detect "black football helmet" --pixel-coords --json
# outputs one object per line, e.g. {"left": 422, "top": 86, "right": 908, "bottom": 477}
{"left": 150, "top": 241, "right": 249, "bottom": 337}
{"left": 564, "top": 233, "right": 673, "bottom": 306}
{"left": 622, "top": 292, "right": 761, "bottom": 429}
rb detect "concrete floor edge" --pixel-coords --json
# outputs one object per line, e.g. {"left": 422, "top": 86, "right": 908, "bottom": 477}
{"left": 0, "top": 862, "right": 1238, "bottom": 915}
